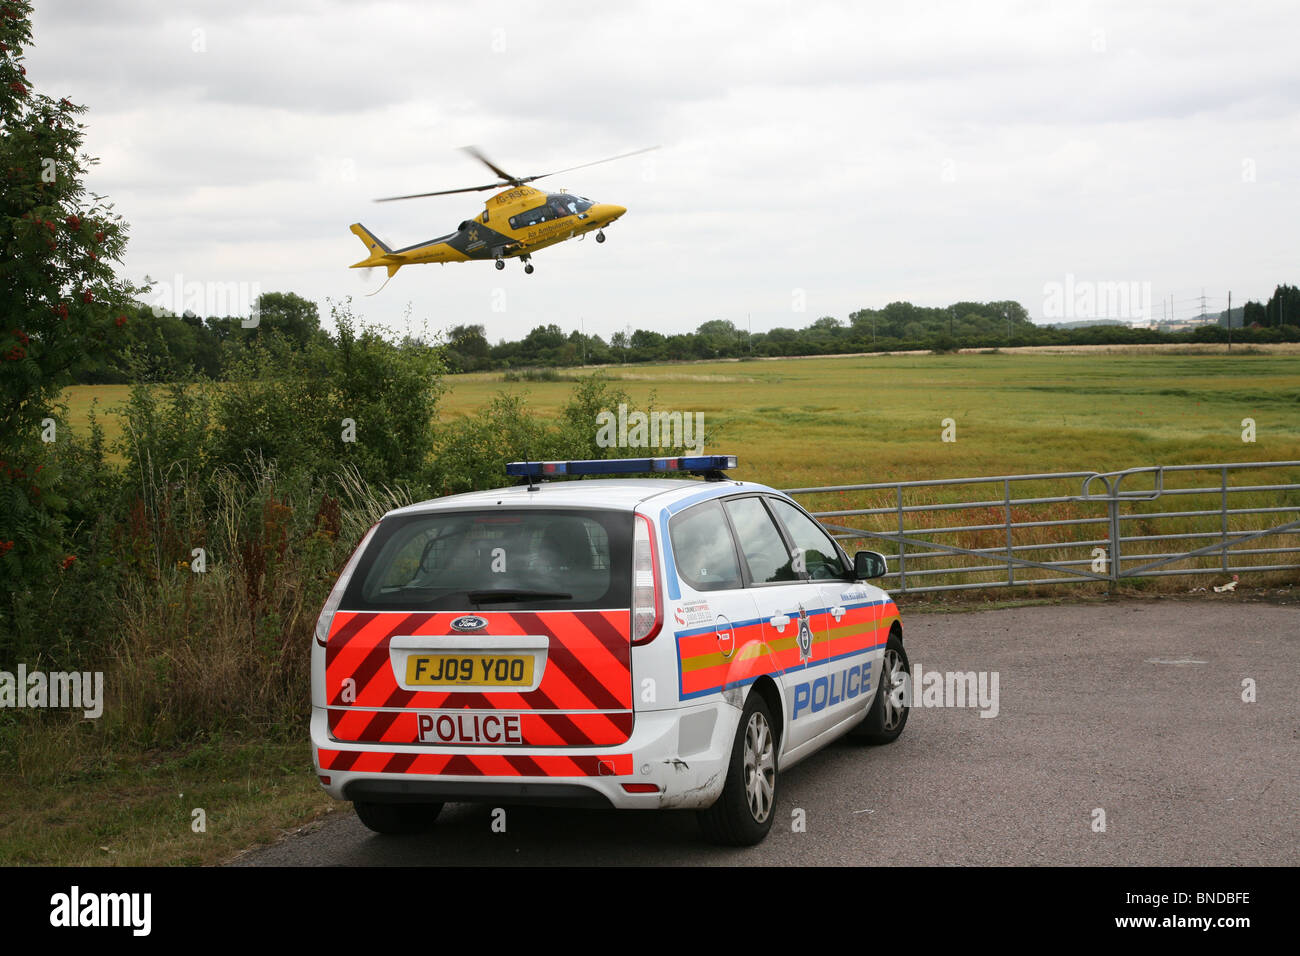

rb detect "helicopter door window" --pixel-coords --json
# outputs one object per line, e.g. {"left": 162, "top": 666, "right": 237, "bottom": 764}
{"left": 481, "top": 211, "right": 488, "bottom": 223}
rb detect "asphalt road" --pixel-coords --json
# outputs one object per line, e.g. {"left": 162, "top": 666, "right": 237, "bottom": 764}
{"left": 231, "top": 597, "right": 1299, "bottom": 866}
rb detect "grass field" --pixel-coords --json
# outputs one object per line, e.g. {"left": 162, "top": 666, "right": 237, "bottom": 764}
{"left": 62, "top": 349, "right": 1300, "bottom": 485}
{"left": 444, "top": 351, "right": 1300, "bottom": 486}
{"left": 64, "top": 349, "right": 1300, "bottom": 595}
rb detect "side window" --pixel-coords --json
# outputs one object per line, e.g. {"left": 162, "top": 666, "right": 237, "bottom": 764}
{"left": 509, "top": 204, "right": 551, "bottom": 230}
{"left": 723, "top": 496, "right": 795, "bottom": 584}
{"left": 668, "top": 500, "right": 742, "bottom": 592}
{"left": 769, "top": 498, "right": 848, "bottom": 580}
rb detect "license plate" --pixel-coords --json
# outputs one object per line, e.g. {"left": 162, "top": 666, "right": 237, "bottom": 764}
{"left": 405, "top": 653, "right": 534, "bottom": 687}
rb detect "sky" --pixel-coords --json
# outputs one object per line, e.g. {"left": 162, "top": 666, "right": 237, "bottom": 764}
{"left": 23, "top": 0, "right": 1300, "bottom": 343}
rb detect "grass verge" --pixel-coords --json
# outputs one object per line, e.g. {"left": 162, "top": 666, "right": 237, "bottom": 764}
{"left": 0, "top": 722, "right": 335, "bottom": 866}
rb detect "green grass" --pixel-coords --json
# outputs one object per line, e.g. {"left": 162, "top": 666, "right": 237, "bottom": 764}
{"left": 444, "top": 351, "right": 1300, "bottom": 489}
{"left": 0, "top": 722, "right": 335, "bottom": 866}
{"left": 63, "top": 350, "right": 1300, "bottom": 485}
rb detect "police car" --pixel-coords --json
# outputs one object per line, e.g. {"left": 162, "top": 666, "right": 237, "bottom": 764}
{"left": 311, "top": 455, "right": 909, "bottom": 845}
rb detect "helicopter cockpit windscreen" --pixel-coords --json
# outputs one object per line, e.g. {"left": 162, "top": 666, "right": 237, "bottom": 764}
{"left": 552, "top": 194, "right": 594, "bottom": 216}
{"left": 510, "top": 195, "right": 596, "bottom": 230}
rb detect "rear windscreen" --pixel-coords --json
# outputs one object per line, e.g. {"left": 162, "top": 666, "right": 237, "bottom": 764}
{"left": 342, "top": 509, "right": 633, "bottom": 611}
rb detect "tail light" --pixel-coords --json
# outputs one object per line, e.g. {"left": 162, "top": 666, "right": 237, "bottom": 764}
{"left": 631, "top": 513, "right": 662, "bottom": 645}
{"left": 314, "top": 522, "right": 379, "bottom": 646}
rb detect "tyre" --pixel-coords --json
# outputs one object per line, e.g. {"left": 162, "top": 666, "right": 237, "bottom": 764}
{"left": 353, "top": 800, "right": 443, "bottom": 835}
{"left": 853, "top": 631, "right": 909, "bottom": 744}
{"left": 698, "top": 691, "right": 778, "bottom": 846}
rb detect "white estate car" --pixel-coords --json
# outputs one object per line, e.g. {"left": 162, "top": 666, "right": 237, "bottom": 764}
{"left": 311, "top": 455, "right": 909, "bottom": 845}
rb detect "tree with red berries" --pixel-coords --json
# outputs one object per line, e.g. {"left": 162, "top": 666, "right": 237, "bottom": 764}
{"left": 1, "top": 0, "right": 139, "bottom": 585}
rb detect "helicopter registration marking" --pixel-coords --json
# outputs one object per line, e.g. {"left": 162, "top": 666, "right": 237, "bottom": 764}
{"left": 493, "top": 187, "right": 534, "bottom": 205}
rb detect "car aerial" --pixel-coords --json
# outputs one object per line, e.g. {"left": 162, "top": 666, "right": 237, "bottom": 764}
{"left": 311, "top": 455, "right": 909, "bottom": 846}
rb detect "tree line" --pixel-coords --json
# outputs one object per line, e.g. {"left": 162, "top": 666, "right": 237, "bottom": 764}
{"left": 75, "top": 286, "right": 1300, "bottom": 382}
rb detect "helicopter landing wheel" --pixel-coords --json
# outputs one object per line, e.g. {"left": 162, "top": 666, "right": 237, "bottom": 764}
{"left": 595, "top": 230, "right": 606, "bottom": 243}
{"left": 524, "top": 263, "right": 534, "bottom": 275}
{"left": 494, "top": 258, "right": 505, "bottom": 270}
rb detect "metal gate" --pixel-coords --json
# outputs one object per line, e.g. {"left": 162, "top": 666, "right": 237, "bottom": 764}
{"left": 784, "top": 460, "right": 1300, "bottom": 594}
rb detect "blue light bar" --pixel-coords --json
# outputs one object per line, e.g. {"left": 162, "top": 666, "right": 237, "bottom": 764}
{"left": 506, "top": 455, "right": 738, "bottom": 478}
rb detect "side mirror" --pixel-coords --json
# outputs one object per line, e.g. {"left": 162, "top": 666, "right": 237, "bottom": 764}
{"left": 853, "top": 550, "right": 888, "bottom": 580}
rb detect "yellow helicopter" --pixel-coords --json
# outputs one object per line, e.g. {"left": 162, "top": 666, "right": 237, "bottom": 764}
{"left": 349, "top": 145, "right": 656, "bottom": 277}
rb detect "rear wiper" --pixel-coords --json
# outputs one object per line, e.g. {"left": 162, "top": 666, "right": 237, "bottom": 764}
{"left": 467, "top": 588, "right": 573, "bottom": 604}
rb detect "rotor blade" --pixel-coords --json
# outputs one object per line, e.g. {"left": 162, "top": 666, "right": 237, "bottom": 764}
{"left": 527, "top": 145, "right": 660, "bottom": 182}
{"left": 373, "top": 183, "right": 506, "bottom": 202}
{"left": 461, "top": 145, "right": 521, "bottom": 185}
{"left": 372, "top": 145, "right": 661, "bottom": 202}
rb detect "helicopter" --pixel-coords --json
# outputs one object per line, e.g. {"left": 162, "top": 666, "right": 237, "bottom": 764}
{"left": 349, "top": 145, "right": 656, "bottom": 278}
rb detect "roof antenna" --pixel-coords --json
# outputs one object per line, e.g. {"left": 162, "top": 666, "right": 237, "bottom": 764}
{"left": 524, "top": 440, "right": 538, "bottom": 492}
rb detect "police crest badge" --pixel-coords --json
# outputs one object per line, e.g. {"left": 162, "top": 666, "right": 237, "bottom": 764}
{"left": 796, "top": 603, "right": 814, "bottom": 662}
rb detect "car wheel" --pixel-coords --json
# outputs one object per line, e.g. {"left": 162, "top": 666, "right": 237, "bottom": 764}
{"left": 353, "top": 800, "right": 443, "bottom": 835}
{"left": 698, "top": 691, "right": 778, "bottom": 846}
{"left": 853, "top": 632, "right": 910, "bottom": 744}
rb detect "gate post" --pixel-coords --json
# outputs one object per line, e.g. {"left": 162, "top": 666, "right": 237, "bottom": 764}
{"left": 1004, "top": 479, "right": 1014, "bottom": 588}
{"left": 1108, "top": 496, "right": 1121, "bottom": 592}
{"left": 896, "top": 485, "right": 907, "bottom": 593}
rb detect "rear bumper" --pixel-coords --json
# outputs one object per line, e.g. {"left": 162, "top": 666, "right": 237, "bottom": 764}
{"left": 311, "top": 700, "right": 739, "bottom": 810}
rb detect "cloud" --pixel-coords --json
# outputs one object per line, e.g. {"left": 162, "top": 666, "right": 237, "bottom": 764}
{"left": 19, "top": 0, "right": 1300, "bottom": 338}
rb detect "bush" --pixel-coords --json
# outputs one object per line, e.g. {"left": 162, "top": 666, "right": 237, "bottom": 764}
{"left": 206, "top": 298, "right": 444, "bottom": 489}
{"left": 0, "top": 403, "right": 120, "bottom": 666}
{"left": 430, "top": 373, "right": 633, "bottom": 495}
{"left": 928, "top": 333, "right": 959, "bottom": 354}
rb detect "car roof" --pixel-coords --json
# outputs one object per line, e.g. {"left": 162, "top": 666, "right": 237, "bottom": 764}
{"left": 385, "top": 477, "right": 783, "bottom": 518}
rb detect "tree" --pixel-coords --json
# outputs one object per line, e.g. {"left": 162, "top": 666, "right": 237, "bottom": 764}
{"left": 695, "top": 318, "right": 742, "bottom": 357}
{"left": 518, "top": 323, "right": 565, "bottom": 362}
{"left": 445, "top": 323, "right": 489, "bottom": 371}
{"left": 1243, "top": 300, "right": 1266, "bottom": 328}
{"left": 1265, "top": 284, "right": 1299, "bottom": 328}
{"left": 1, "top": 1, "right": 140, "bottom": 583}
{"left": 250, "top": 291, "right": 322, "bottom": 349}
